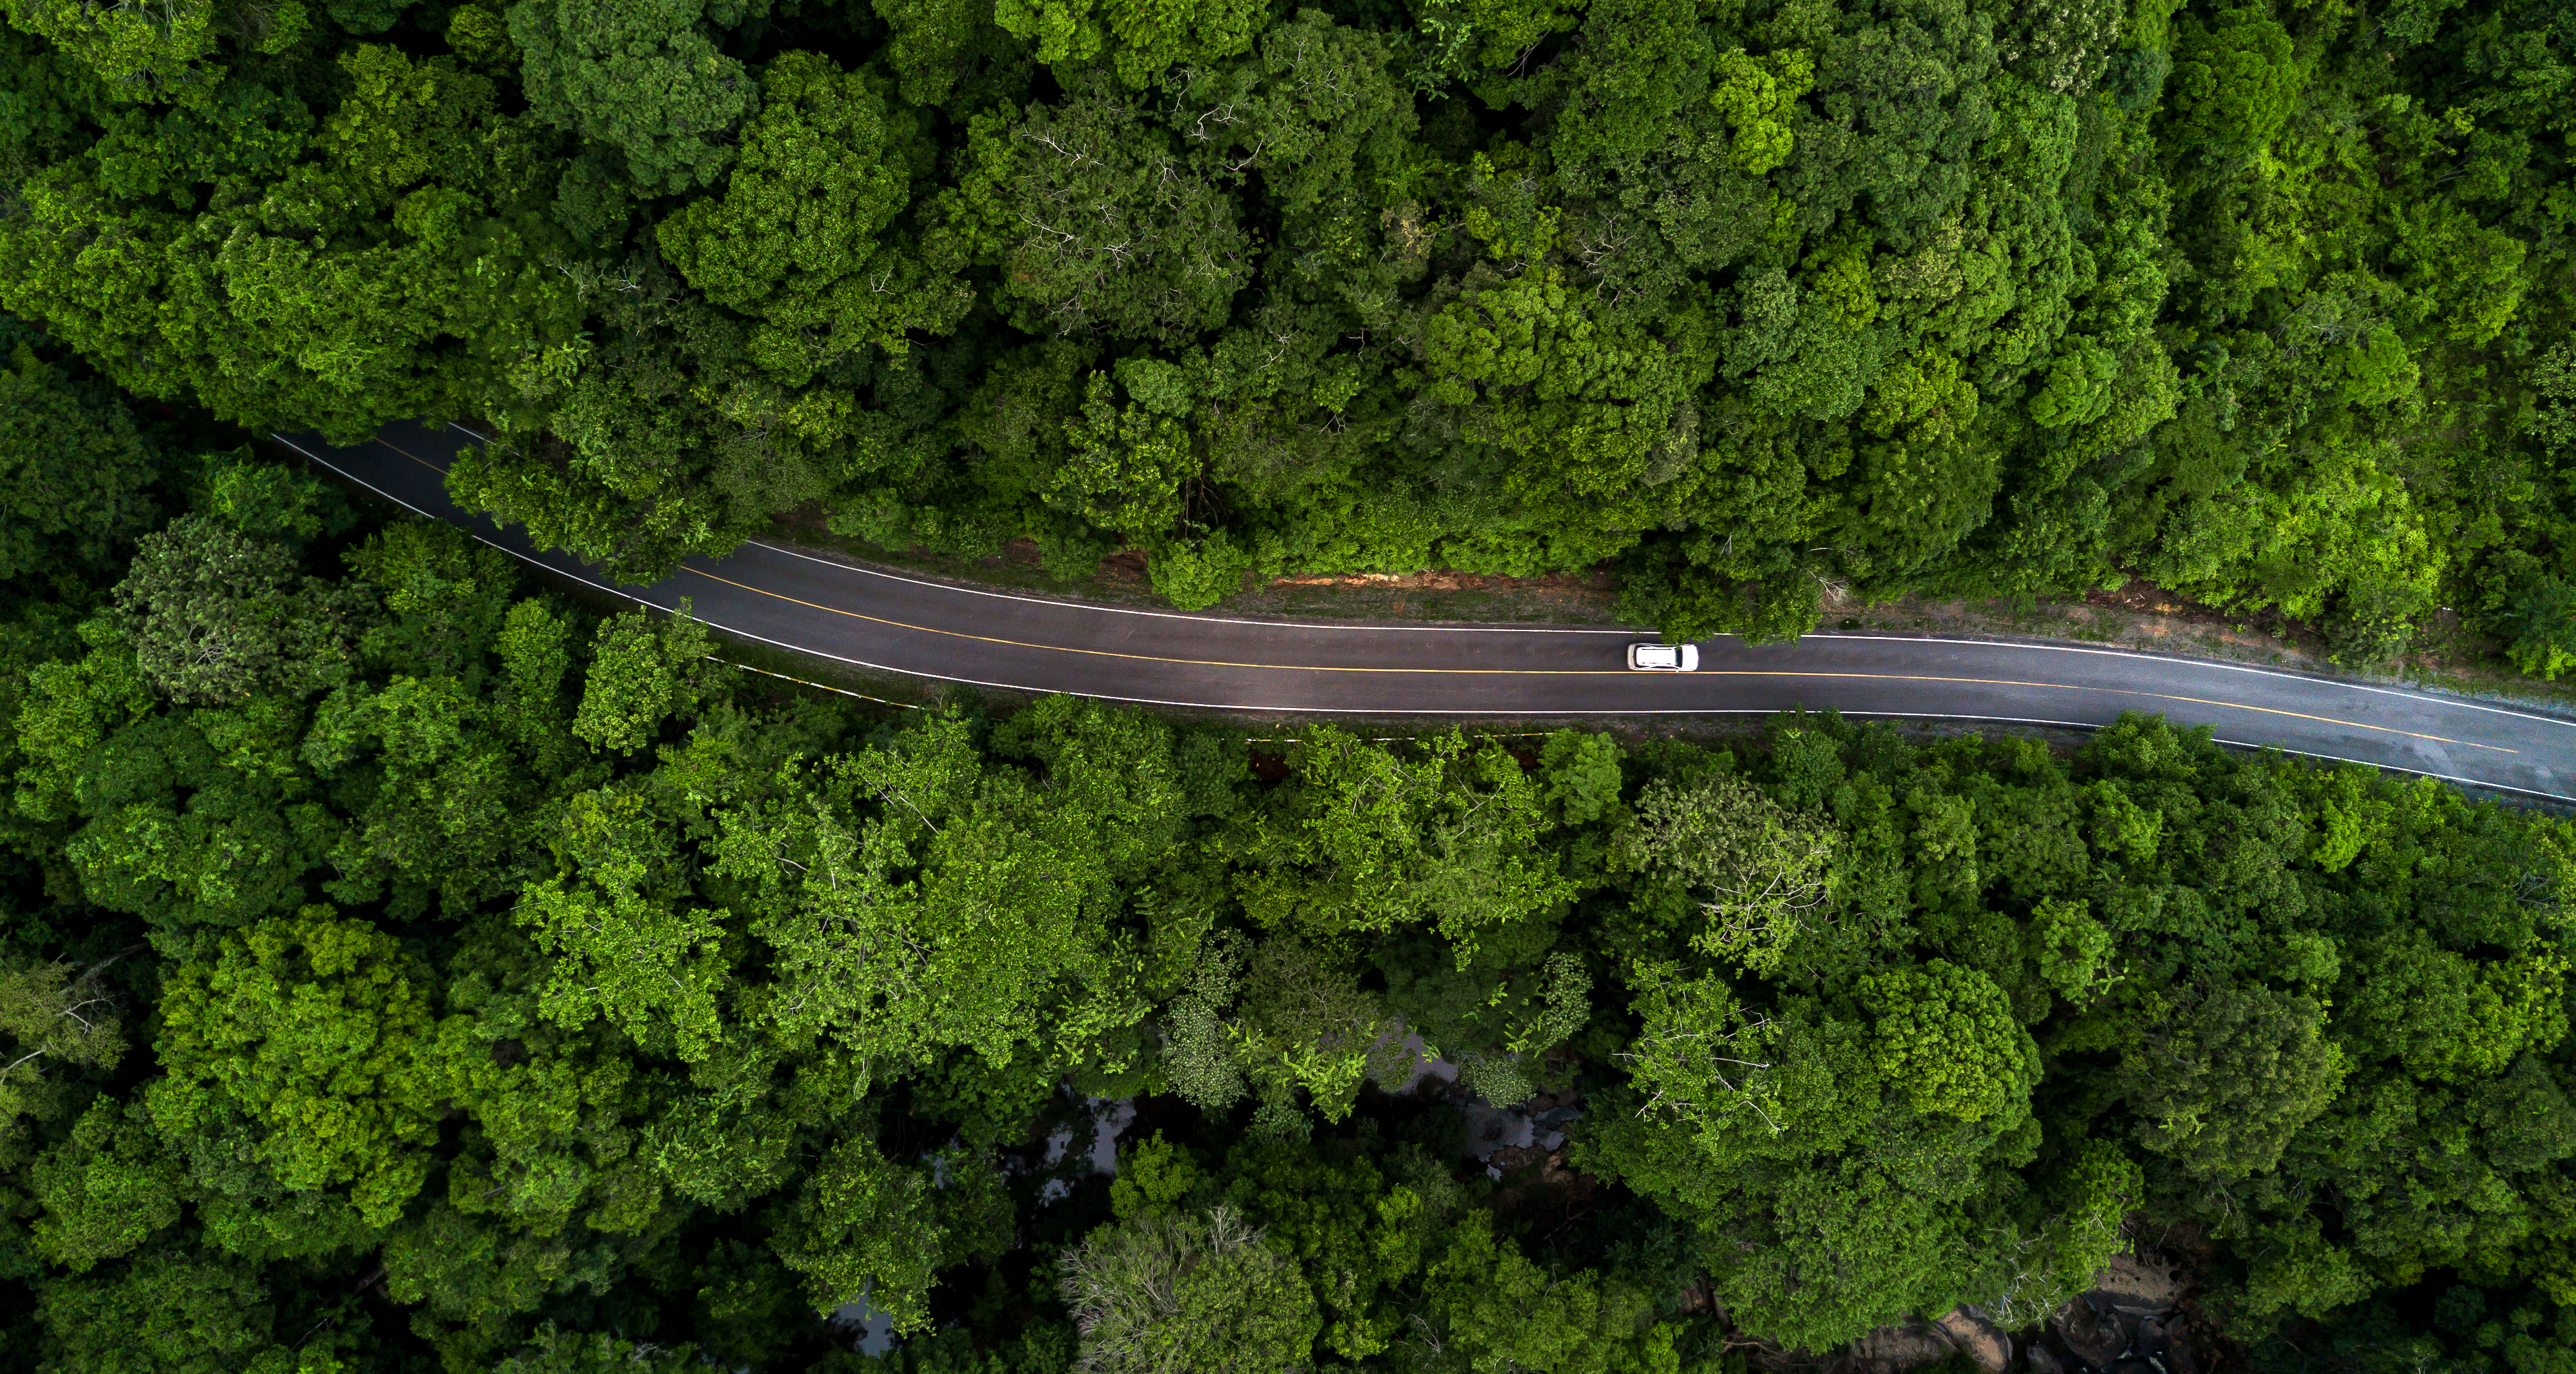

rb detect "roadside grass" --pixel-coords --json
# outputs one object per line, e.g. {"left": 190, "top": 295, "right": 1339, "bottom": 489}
{"left": 294, "top": 436, "right": 2566, "bottom": 813}
{"left": 761, "top": 515, "right": 2576, "bottom": 720}
{"left": 432, "top": 513, "right": 2576, "bottom": 815}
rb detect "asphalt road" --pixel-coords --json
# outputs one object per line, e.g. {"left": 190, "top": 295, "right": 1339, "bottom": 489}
{"left": 276, "top": 420, "right": 2576, "bottom": 802}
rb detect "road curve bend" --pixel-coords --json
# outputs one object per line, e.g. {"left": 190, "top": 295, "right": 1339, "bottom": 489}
{"left": 277, "top": 421, "right": 2576, "bottom": 803}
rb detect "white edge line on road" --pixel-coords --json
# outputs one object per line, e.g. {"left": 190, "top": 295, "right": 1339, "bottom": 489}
{"left": 647, "top": 604, "right": 2576, "bottom": 804}
{"left": 743, "top": 520, "right": 2576, "bottom": 736}
{"left": 309, "top": 433, "right": 2573, "bottom": 803}
{"left": 2205, "top": 740, "right": 2571, "bottom": 803}
{"left": 430, "top": 421, "right": 2575, "bottom": 729}
{"left": 750, "top": 526, "right": 2576, "bottom": 735}
{"left": 435, "top": 421, "right": 1635, "bottom": 638}
{"left": 1808, "top": 632, "right": 2576, "bottom": 731}
{"left": 738, "top": 547, "right": 2576, "bottom": 732}
{"left": 741, "top": 536, "right": 1644, "bottom": 636}
{"left": 700, "top": 609, "right": 2576, "bottom": 806}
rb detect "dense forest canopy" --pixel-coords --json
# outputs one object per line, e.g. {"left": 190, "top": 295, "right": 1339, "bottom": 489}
{"left": 0, "top": 0, "right": 2572, "bottom": 667}
{"left": 4, "top": 328, "right": 2576, "bottom": 1371}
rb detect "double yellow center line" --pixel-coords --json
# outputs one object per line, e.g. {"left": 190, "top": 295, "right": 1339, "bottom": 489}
{"left": 371, "top": 436, "right": 2508, "bottom": 755}
{"left": 677, "top": 566, "right": 2504, "bottom": 753}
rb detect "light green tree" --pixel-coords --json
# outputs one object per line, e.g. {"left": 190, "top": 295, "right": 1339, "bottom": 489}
{"left": 1424, "top": 1211, "right": 1673, "bottom": 1374}
{"left": 2029, "top": 897, "right": 2114, "bottom": 1004}
{"left": 658, "top": 50, "right": 967, "bottom": 379}
{"left": 1619, "top": 960, "right": 1789, "bottom": 1138}
{"left": 1057, "top": 1204, "right": 1323, "bottom": 1374}
{"left": 1860, "top": 959, "right": 2039, "bottom": 1122}
{"left": 2168, "top": 7, "right": 2302, "bottom": 150}
{"left": 772, "top": 1135, "right": 946, "bottom": 1326}
{"left": 0, "top": 956, "right": 128, "bottom": 1135}
{"left": 319, "top": 45, "right": 495, "bottom": 198}
{"left": 1236, "top": 728, "right": 1573, "bottom": 956}
{"left": 1707, "top": 46, "right": 1813, "bottom": 174}
{"left": 2505, "top": 577, "right": 2576, "bottom": 680}
{"left": 510, "top": 0, "right": 754, "bottom": 193}
{"left": 1618, "top": 771, "right": 1840, "bottom": 975}
{"left": 572, "top": 605, "right": 712, "bottom": 753}
{"left": 147, "top": 905, "right": 463, "bottom": 1228}
{"left": 0, "top": 0, "right": 230, "bottom": 102}
{"left": 518, "top": 785, "right": 732, "bottom": 1060}
{"left": 992, "top": 0, "right": 1265, "bottom": 84}
{"left": 1051, "top": 371, "right": 1197, "bottom": 541}
{"left": 714, "top": 709, "right": 1147, "bottom": 1080}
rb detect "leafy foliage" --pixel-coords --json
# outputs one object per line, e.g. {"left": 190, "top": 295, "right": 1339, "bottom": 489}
{"left": 0, "top": 0, "right": 2573, "bottom": 1352}
{"left": 1, "top": 450, "right": 2573, "bottom": 1364}
{"left": 1055, "top": 1206, "right": 1321, "bottom": 1373}
{"left": 0, "top": 0, "right": 2564, "bottom": 676}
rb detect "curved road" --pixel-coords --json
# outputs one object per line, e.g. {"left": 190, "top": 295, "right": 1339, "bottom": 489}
{"left": 276, "top": 421, "right": 2576, "bottom": 802}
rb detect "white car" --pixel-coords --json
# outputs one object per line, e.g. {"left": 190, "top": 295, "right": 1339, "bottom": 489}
{"left": 1626, "top": 643, "right": 1699, "bottom": 671}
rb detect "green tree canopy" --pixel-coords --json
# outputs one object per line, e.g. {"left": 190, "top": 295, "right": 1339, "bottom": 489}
{"left": 510, "top": 0, "right": 754, "bottom": 194}
{"left": 658, "top": 50, "right": 967, "bottom": 378}
{"left": 1056, "top": 1205, "right": 1322, "bottom": 1373}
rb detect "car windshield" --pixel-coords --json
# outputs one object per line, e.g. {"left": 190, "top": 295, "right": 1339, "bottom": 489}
{"left": 1636, "top": 646, "right": 1678, "bottom": 667}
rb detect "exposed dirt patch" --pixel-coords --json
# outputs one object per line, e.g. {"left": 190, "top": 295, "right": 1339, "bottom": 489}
{"left": 758, "top": 514, "right": 2576, "bottom": 718}
{"left": 761, "top": 513, "right": 1627, "bottom": 625}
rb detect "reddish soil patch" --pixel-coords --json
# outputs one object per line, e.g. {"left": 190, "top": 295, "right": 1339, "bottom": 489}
{"left": 1265, "top": 566, "right": 1617, "bottom": 599}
